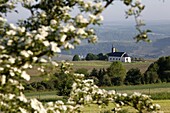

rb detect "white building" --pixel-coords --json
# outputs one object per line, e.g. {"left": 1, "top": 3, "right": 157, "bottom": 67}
{"left": 108, "top": 46, "right": 131, "bottom": 63}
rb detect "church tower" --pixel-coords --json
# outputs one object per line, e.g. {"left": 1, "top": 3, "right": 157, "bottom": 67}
{"left": 112, "top": 45, "right": 116, "bottom": 53}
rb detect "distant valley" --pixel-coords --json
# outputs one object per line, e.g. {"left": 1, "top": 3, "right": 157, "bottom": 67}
{"left": 62, "top": 21, "right": 170, "bottom": 58}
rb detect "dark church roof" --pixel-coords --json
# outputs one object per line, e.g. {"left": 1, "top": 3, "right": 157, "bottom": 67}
{"left": 107, "top": 52, "right": 129, "bottom": 57}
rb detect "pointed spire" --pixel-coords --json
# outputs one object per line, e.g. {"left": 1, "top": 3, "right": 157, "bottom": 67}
{"left": 112, "top": 44, "right": 116, "bottom": 53}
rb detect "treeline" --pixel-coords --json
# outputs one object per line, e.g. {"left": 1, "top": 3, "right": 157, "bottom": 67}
{"left": 75, "top": 62, "right": 143, "bottom": 86}
{"left": 72, "top": 53, "right": 108, "bottom": 61}
{"left": 25, "top": 56, "right": 170, "bottom": 96}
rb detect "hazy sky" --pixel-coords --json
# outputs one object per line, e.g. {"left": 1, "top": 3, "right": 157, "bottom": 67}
{"left": 102, "top": 0, "right": 170, "bottom": 22}
{"left": 6, "top": 0, "right": 170, "bottom": 23}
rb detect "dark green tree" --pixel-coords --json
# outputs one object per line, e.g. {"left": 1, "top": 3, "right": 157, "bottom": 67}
{"left": 85, "top": 53, "right": 98, "bottom": 60}
{"left": 55, "top": 73, "right": 74, "bottom": 96}
{"left": 90, "top": 68, "right": 98, "bottom": 78}
{"left": 157, "top": 56, "right": 170, "bottom": 82}
{"left": 125, "top": 68, "right": 143, "bottom": 85}
{"left": 144, "top": 56, "right": 170, "bottom": 83}
{"left": 72, "top": 54, "right": 80, "bottom": 61}
{"left": 107, "top": 61, "right": 126, "bottom": 86}
{"left": 102, "top": 75, "right": 112, "bottom": 86}
{"left": 97, "top": 53, "right": 108, "bottom": 60}
{"left": 144, "top": 63, "right": 159, "bottom": 84}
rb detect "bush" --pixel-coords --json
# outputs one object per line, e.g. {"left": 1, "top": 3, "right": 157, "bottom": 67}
{"left": 72, "top": 54, "right": 80, "bottom": 61}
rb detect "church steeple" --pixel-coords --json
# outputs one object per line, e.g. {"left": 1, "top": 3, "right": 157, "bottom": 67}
{"left": 112, "top": 45, "right": 116, "bottom": 53}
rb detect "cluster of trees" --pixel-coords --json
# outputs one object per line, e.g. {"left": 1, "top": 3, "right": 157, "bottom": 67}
{"left": 76, "top": 62, "right": 143, "bottom": 86}
{"left": 72, "top": 53, "right": 108, "bottom": 61}
{"left": 25, "top": 72, "right": 74, "bottom": 96}
{"left": 144, "top": 56, "right": 170, "bottom": 83}
{"left": 27, "top": 56, "right": 170, "bottom": 95}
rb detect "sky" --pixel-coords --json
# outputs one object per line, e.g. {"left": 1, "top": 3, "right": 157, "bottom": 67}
{"left": 102, "top": 0, "right": 170, "bottom": 22}
{"left": 6, "top": 0, "right": 170, "bottom": 23}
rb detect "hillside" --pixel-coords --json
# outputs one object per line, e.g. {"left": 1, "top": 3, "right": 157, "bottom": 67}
{"left": 62, "top": 21, "right": 170, "bottom": 58}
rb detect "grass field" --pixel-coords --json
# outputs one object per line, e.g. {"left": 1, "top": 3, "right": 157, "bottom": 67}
{"left": 27, "top": 60, "right": 154, "bottom": 82}
{"left": 25, "top": 83, "right": 170, "bottom": 112}
{"left": 82, "top": 100, "right": 170, "bottom": 113}
{"left": 25, "top": 60, "right": 170, "bottom": 112}
{"left": 70, "top": 60, "right": 154, "bottom": 73}
{"left": 25, "top": 83, "right": 170, "bottom": 100}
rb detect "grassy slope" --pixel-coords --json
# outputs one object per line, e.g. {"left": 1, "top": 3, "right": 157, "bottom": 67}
{"left": 28, "top": 60, "right": 153, "bottom": 83}
{"left": 71, "top": 60, "right": 154, "bottom": 73}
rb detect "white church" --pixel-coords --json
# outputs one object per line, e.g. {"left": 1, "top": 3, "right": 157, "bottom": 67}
{"left": 107, "top": 46, "right": 131, "bottom": 63}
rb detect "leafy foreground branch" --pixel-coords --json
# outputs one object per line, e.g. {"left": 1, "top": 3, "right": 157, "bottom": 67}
{"left": 0, "top": 0, "right": 161, "bottom": 112}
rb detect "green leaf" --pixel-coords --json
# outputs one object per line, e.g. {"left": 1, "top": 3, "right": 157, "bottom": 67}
{"left": 124, "top": 0, "right": 132, "bottom": 6}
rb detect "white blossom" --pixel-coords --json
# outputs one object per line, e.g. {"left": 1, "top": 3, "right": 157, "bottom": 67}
{"left": 31, "top": 98, "right": 46, "bottom": 113}
{"left": 68, "top": 25, "right": 76, "bottom": 31}
{"left": 50, "top": 19, "right": 57, "bottom": 25}
{"left": 21, "top": 71, "right": 30, "bottom": 81}
{"left": 89, "top": 14, "right": 97, "bottom": 21}
{"left": 0, "top": 67, "right": 4, "bottom": 71}
{"left": 40, "top": 11, "right": 47, "bottom": 17}
{"left": 75, "top": 38, "right": 81, "bottom": 44}
{"left": 35, "top": 34, "right": 45, "bottom": 40}
{"left": 150, "top": 105, "right": 154, "bottom": 109}
{"left": 18, "top": 92, "right": 28, "bottom": 103}
{"left": 7, "top": 40, "right": 13, "bottom": 46}
{"left": 6, "top": 30, "right": 16, "bottom": 35}
{"left": 8, "top": 94, "right": 15, "bottom": 100}
{"left": 50, "top": 42, "right": 61, "bottom": 52}
{"left": 155, "top": 104, "right": 161, "bottom": 109}
{"left": 122, "top": 93, "right": 128, "bottom": 97}
{"left": 98, "top": 15, "right": 104, "bottom": 21}
{"left": 1, "top": 75, "right": 6, "bottom": 85}
{"left": 0, "top": 17, "right": 7, "bottom": 22}
{"left": 9, "top": 23, "right": 16, "bottom": 30}
{"left": 20, "top": 50, "right": 30, "bottom": 58}
{"left": 23, "top": 63, "right": 30, "bottom": 69}
{"left": 39, "top": 58, "right": 47, "bottom": 63}
{"left": 19, "top": 107, "right": 28, "bottom": 113}
{"left": 60, "top": 105, "right": 67, "bottom": 111}
{"left": 60, "top": 35, "right": 67, "bottom": 42}
{"left": 60, "top": 6, "right": 70, "bottom": 11}
{"left": 94, "top": 2, "right": 102, "bottom": 8}
{"left": 37, "top": 67, "right": 44, "bottom": 72}
{"left": 76, "top": 14, "right": 88, "bottom": 23}
{"left": 9, "top": 79, "right": 19, "bottom": 85}
{"left": 0, "top": 45, "right": 5, "bottom": 49}
{"left": 27, "top": 50, "right": 33, "bottom": 55}
{"left": 40, "top": 31, "right": 48, "bottom": 38}
{"left": 33, "top": 57, "right": 38, "bottom": 62}
{"left": 108, "top": 90, "right": 116, "bottom": 95}
{"left": 77, "top": 28, "right": 86, "bottom": 35}
{"left": 64, "top": 42, "right": 74, "bottom": 49}
{"left": 61, "top": 27, "right": 69, "bottom": 32}
{"left": 43, "top": 41, "right": 50, "bottom": 47}
{"left": 9, "top": 57, "right": 15, "bottom": 64}
{"left": 17, "top": 27, "right": 26, "bottom": 33}
{"left": 51, "top": 61, "right": 58, "bottom": 66}
{"left": 56, "top": 100, "right": 64, "bottom": 105}
{"left": 9, "top": 70, "right": 15, "bottom": 76}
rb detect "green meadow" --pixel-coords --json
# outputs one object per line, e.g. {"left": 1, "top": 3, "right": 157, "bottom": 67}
{"left": 25, "top": 83, "right": 170, "bottom": 112}
{"left": 25, "top": 60, "right": 170, "bottom": 112}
